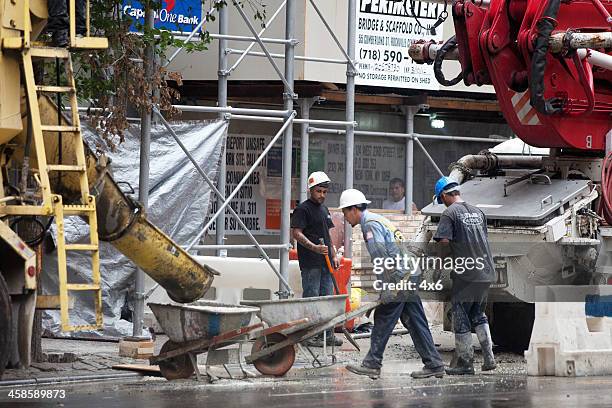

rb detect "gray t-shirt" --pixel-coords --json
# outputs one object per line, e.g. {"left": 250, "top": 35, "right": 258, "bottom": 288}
{"left": 433, "top": 202, "right": 495, "bottom": 283}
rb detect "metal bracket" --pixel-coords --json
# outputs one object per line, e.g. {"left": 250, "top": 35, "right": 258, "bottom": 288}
{"left": 283, "top": 92, "right": 299, "bottom": 100}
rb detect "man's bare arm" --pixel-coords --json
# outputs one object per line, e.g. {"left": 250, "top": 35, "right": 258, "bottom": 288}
{"left": 292, "top": 228, "right": 328, "bottom": 255}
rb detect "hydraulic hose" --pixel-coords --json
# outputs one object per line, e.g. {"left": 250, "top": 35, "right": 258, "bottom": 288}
{"left": 530, "top": 0, "right": 564, "bottom": 115}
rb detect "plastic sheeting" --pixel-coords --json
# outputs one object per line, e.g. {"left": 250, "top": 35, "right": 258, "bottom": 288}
{"left": 42, "top": 121, "right": 228, "bottom": 337}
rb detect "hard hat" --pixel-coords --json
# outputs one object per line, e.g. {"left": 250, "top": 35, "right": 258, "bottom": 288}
{"left": 338, "top": 189, "right": 371, "bottom": 209}
{"left": 307, "top": 171, "right": 331, "bottom": 189}
{"left": 434, "top": 176, "right": 460, "bottom": 204}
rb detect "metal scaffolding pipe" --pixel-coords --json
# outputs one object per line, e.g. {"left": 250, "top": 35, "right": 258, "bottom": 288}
{"left": 405, "top": 107, "right": 416, "bottom": 216}
{"left": 217, "top": 2, "right": 229, "bottom": 257}
{"left": 164, "top": 3, "right": 217, "bottom": 67}
{"left": 307, "top": 127, "right": 508, "bottom": 143}
{"left": 279, "top": 0, "right": 296, "bottom": 299}
{"left": 414, "top": 137, "right": 444, "bottom": 177}
{"left": 195, "top": 113, "right": 297, "bottom": 247}
{"left": 226, "top": 114, "right": 355, "bottom": 127}
{"left": 345, "top": 0, "right": 357, "bottom": 257}
{"left": 232, "top": 0, "right": 293, "bottom": 93}
{"left": 308, "top": 0, "right": 360, "bottom": 73}
{"left": 190, "top": 244, "right": 292, "bottom": 250}
{"left": 211, "top": 34, "right": 292, "bottom": 44}
{"left": 300, "top": 99, "right": 313, "bottom": 203}
{"left": 134, "top": 5, "right": 155, "bottom": 338}
{"left": 226, "top": 49, "right": 349, "bottom": 64}
{"left": 152, "top": 109, "right": 292, "bottom": 293}
{"left": 173, "top": 105, "right": 291, "bottom": 117}
{"left": 228, "top": 0, "right": 287, "bottom": 74}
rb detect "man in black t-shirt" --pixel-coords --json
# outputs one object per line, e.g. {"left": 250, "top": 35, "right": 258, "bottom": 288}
{"left": 291, "top": 171, "right": 342, "bottom": 347}
{"left": 433, "top": 176, "right": 497, "bottom": 375}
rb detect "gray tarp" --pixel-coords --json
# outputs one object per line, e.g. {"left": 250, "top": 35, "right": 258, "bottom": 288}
{"left": 42, "top": 121, "right": 227, "bottom": 337}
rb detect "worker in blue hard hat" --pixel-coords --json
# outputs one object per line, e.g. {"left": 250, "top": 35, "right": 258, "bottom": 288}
{"left": 432, "top": 176, "right": 497, "bottom": 375}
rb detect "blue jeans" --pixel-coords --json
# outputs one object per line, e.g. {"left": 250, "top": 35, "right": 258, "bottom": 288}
{"left": 363, "top": 297, "right": 444, "bottom": 370}
{"left": 451, "top": 280, "right": 490, "bottom": 334}
{"left": 301, "top": 266, "right": 334, "bottom": 298}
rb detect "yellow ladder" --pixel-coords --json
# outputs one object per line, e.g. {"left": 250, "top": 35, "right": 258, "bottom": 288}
{"left": 22, "top": 46, "right": 102, "bottom": 332}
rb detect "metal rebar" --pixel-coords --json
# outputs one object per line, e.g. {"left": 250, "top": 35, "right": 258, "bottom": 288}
{"left": 414, "top": 137, "right": 444, "bottom": 177}
{"left": 308, "top": 0, "right": 359, "bottom": 73}
{"left": 195, "top": 113, "right": 297, "bottom": 246}
{"left": 231, "top": 0, "right": 293, "bottom": 93}
{"left": 152, "top": 109, "right": 293, "bottom": 293}
{"left": 226, "top": 49, "right": 348, "bottom": 64}
{"left": 228, "top": 0, "right": 287, "bottom": 74}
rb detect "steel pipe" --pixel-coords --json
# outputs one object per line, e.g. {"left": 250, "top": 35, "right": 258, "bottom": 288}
{"left": 173, "top": 105, "right": 291, "bottom": 117}
{"left": 190, "top": 244, "right": 292, "bottom": 250}
{"left": 226, "top": 115, "right": 356, "bottom": 127}
{"left": 307, "top": 127, "right": 508, "bottom": 143}
{"left": 414, "top": 137, "right": 444, "bottom": 177}
{"left": 578, "top": 48, "right": 612, "bottom": 71}
{"left": 550, "top": 32, "right": 612, "bottom": 54}
{"left": 211, "top": 34, "right": 292, "bottom": 44}
{"left": 226, "top": 49, "right": 349, "bottom": 64}
{"left": 217, "top": 3, "right": 229, "bottom": 257}
{"left": 449, "top": 154, "right": 544, "bottom": 183}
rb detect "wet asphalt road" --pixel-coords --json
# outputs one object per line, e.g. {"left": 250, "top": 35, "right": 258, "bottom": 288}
{"left": 2, "top": 360, "right": 612, "bottom": 408}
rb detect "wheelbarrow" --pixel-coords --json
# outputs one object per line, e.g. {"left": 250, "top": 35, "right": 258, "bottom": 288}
{"left": 148, "top": 302, "right": 308, "bottom": 381}
{"left": 242, "top": 296, "right": 379, "bottom": 376}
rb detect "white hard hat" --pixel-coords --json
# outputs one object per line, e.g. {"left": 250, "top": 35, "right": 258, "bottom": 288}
{"left": 338, "top": 189, "right": 371, "bottom": 209}
{"left": 307, "top": 171, "right": 331, "bottom": 189}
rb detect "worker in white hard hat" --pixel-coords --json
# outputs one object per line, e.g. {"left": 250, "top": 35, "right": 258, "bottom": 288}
{"left": 339, "top": 189, "right": 445, "bottom": 379}
{"left": 290, "top": 171, "right": 343, "bottom": 347}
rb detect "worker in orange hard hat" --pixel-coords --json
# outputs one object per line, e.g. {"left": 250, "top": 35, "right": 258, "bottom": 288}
{"left": 291, "top": 171, "right": 342, "bottom": 348}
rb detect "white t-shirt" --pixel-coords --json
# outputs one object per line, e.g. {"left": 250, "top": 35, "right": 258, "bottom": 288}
{"left": 382, "top": 199, "right": 405, "bottom": 211}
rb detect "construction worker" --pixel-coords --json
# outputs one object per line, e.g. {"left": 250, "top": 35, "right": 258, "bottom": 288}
{"left": 340, "top": 189, "right": 445, "bottom": 379}
{"left": 291, "top": 171, "right": 342, "bottom": 347}
{"left": 47, "top": 0, "right": 87, "bottom": 47}
{"left": 433, "top": 176, "right": 497, "bottom": 375}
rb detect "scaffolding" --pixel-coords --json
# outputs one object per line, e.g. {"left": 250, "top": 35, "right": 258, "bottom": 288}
{"left": 130, "top": 0, "right": 507, "bottom": 332}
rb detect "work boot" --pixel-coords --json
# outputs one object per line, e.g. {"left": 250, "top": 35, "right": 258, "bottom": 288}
{"left": 325, "top": 331, "right": 343, "bottom": 347}
{"left": 303, "top": 335, "right": 324, "bottom": 348}
{"left": 475, "top": 323, "right": 497, "bottom": 371}
{"left": 445, "top": 332, "right": 475, "bottom": 375}
{"left": 346, "top": 363, "right": 380, "bottom": 379}
{"left": 410, "top": 366, "right": 445, "bottom": 379}
{"left": 52, "top": 30, "right": 69, "bottom": 47}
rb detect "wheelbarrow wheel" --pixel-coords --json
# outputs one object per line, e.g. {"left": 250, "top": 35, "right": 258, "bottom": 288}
{"left": 158, "top": 340, "right": 195, "bottom": 380}
{"left": 251, "top": 333, "right": 295, "bottom": 377}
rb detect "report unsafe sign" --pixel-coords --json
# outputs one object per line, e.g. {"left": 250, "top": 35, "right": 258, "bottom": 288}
{"left": 123, "top": 0, "right": 202, "bottom": 33}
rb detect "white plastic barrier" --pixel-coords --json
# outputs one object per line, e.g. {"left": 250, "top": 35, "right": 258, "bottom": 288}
{"left": 525, "top": 286, "right": 612, "bottom": 377}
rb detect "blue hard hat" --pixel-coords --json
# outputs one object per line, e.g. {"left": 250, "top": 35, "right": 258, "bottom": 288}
{"left": 434, "top": 176, "right": 460, "bottom": 204}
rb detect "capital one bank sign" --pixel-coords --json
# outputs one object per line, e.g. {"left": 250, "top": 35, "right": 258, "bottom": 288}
{"left": 124, "top": 0, "right": 202, "bottom": 33}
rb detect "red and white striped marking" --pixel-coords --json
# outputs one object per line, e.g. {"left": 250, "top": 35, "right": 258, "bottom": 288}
{"left": 511, "top": 91, "right": 542, "bottom": 126}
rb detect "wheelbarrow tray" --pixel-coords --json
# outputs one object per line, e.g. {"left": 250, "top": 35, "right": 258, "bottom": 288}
{"left": 241, "top": 295, "right": 347, "bottom": 335}
{"left": 149, "top": 302, "right": 259, "bottom": 343}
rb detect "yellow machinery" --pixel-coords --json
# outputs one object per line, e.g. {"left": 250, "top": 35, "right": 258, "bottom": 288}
{"left": 0, "top": 1, "right": 216, "bottom": 376}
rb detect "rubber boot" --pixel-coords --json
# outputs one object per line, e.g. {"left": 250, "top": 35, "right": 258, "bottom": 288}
{"left": 445, "top": 332, "right": 475, "bottom": 375}
{"left": 475, "top": 323, "right": 497, "bottom": 371}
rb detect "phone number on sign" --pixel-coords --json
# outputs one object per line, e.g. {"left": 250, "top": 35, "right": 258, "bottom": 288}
{"left": 7, "top": 389, "right": 66, "bottom": 399}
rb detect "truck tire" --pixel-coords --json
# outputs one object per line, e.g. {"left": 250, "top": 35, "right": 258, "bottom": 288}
{"left": 0, "top": 273, "right": 12, "bottom": 379}
{"left": 490, "top": 302, "right": 534, "bottom": 352}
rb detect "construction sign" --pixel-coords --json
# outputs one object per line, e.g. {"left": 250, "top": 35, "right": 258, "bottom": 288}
{"left": 123, "top": 0, "right": 202, "bottom": 33}
{"left": 356, "top": 0, "right": 443, "bottom": 89}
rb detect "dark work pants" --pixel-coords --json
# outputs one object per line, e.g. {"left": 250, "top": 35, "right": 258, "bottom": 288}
{"left": 47, "top": 0, "right": 87, "bottom": 34}
{"left": 451, "top": 279, "right": 490, "bottom": 334}
{"left": 363, "top": 296, "right": 444, "bottom": 370}
{"left": 301, "top": 266, "right": 335, "bottom": 339}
